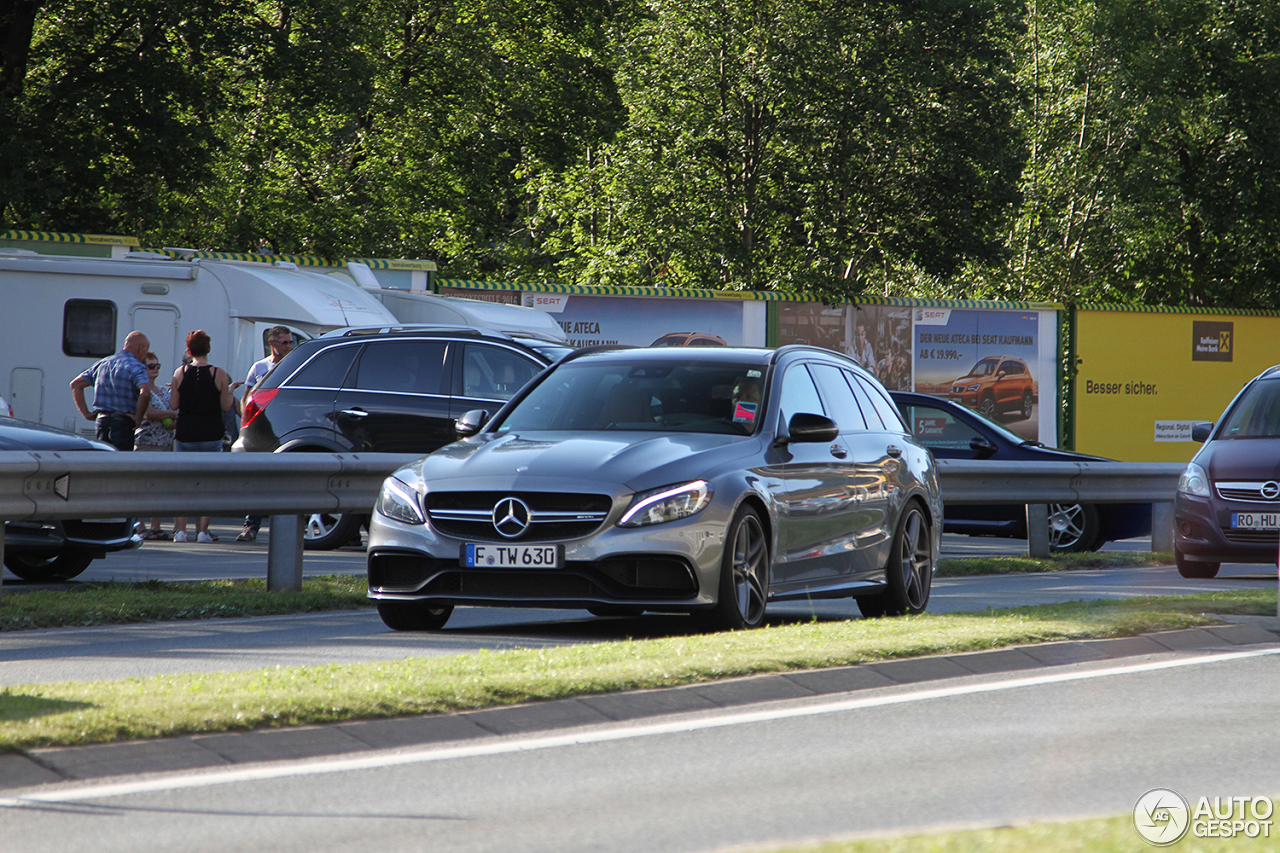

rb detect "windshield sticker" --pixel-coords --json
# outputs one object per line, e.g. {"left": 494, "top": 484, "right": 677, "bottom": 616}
{"left": 733, "top": 402, "right": 758, "bottom": 423}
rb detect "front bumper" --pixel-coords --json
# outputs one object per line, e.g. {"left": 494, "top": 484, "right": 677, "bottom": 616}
{"left": 1174, "top": 493, "right": 1279, "bottom": 564}
{"left": 3, "top": 518, "right": 142, "bottom": 556}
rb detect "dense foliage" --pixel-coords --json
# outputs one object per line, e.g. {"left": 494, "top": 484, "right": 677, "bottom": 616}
{"left": 1, "top": 0, "right": 1277, "bottom": 305}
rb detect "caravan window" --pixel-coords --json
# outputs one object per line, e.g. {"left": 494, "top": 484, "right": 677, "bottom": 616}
{"left": 63, "top": 300, "right": 116, "bottom": 358}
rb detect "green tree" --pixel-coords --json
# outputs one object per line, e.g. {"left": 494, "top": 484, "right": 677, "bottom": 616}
{"left": 532, "top": 0, "right": 1025, "bottom": 297}
{"left": 999, "top": 0, "right": 1280, "bottom": 308}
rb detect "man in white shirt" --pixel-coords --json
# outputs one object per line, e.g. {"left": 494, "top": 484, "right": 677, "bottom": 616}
{"left": 235, "top": 326, "right": 295, "bottom": 542}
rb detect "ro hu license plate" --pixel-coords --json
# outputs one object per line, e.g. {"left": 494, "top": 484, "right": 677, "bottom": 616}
{"left": 1231, "top": 512, "right": 1280, "bottom": 530}
{"left": 464, "top": 543, "right": 562, "bottom": 569}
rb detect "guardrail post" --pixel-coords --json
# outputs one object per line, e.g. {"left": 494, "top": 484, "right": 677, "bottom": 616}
{"left": 1026, "top": 504, "right": 1050, "bottom": 558}
{"left": 266, "top": 515, "right": 304, "bottom": 592}
{"left": 1150, "top": 502, "right": 1174, "bottom": 553}
{"left": 0, "top": 520, "right": 5, "bottom": 604}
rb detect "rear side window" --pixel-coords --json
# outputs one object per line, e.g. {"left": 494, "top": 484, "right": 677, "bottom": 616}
{"left": 63, "top": 300, "right": 116, "bottom": 357}
{"left": 285, "top": 345, "right": 360, "bottom": 390}
{"left": 352, "top": 341, "right": 448, "bottom": 395}
{"left": 850, "top": 372, "right": 905, "bottom": 431}
{"left": 898, "top": 401, "right": 982, "bottom": 451}
{"left": 809, "top": 364, "right": 867, "bottom": 432}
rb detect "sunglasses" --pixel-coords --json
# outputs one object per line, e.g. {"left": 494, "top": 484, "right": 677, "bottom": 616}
{"left": 146, "top": 363, "right": 161, "bottom": 369}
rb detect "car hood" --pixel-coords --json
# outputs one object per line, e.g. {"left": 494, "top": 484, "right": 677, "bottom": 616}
{"left": 408, "top": 431, "right": 755, "bottom": 492}
{"left": 1199, "top": 438, "right": 1280, "bottom": 481}
{"left": 0, "top": 419, "right": 114, "bottom": 451}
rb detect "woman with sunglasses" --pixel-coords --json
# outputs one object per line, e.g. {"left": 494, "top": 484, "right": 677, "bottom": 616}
{"left": 133, "top": 352, "right": 178, "bottom": 540}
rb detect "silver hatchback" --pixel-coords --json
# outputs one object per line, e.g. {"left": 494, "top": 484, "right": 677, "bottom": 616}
{"left": 367, "top": 346, "right": 942, "bottom": 631}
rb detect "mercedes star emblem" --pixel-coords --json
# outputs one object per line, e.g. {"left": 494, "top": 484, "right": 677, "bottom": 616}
{"left": 493, "top": 497, "right": 532, "bottom": 538}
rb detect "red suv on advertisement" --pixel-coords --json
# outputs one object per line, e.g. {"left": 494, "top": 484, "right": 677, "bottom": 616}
{"left": 949, "top": 356, "right": 1035, "bottom": 420}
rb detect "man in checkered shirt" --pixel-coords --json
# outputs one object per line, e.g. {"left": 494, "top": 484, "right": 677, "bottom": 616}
{"left": 70, "top": 330, "right": 155, "bottom": 451}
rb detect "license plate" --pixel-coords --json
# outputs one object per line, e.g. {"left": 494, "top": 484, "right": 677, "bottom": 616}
{"left": 463, "top": 543, "right": 562, "bottom": 569}
{"left": 1231, "top": 512, "right": 1280, "bottom": 530}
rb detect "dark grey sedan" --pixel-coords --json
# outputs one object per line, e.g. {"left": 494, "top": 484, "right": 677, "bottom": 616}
{"left": 366, "top": 346, "right": 942, "bottom": 631}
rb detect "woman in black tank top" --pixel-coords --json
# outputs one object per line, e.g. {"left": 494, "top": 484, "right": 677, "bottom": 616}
{"left": 169, "top": 330, "right": 233, "bottom": 542}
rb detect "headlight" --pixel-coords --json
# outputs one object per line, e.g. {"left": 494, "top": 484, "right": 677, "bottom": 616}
{"left": 375, "top": 477, "right": 425, "bottom": 524}
{"left": 966, "top": 383, "right": 982, "bottom": 392}
{"left": 1177, "top": 462, "right": 1211, "bottom": 497}
{"left": 618, "top": 480, "right": 713, "bottom": 527}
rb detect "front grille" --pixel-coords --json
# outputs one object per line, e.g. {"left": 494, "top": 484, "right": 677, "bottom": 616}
{"left": 369, "top": 552, "right": 699, "bottom": 600}
{"left": 1216, "top": 481, "right": 1280, "bottom": 503}
{"left": 426, "top": 491, "right": 613, "bottom": 542}
{"left": 1221, "top": 528, "right": 1280, "bottom": 545}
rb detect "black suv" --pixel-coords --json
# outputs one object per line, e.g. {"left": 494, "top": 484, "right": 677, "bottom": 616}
{"left": 233, "top": 325, "right": 572, "bottom": 548}
{"left": 1, "top": 418, "right": 141, "bottom": 581}
{"left": 1174, "top": 364, "right": 1280, "bottom": 578}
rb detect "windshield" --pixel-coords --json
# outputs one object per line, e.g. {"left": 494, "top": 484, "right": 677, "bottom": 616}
{"left": 1219, "top": 378, "right": 1280, "bottom": 438}
{"left": 496, "top": 358, "right": 769, "bottom": 436}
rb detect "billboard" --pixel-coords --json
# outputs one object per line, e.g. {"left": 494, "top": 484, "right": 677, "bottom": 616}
{"left": 521, "top": 293, "right": 766, "bottom": 348}
{"left": 778, "top": 301, "right": 1059, "bottom": 443}
{"left": 1075, "top": 308, "right": 1280, "bottom": 461}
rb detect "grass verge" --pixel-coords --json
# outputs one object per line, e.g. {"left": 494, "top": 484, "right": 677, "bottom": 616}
{"left": 0, "top": 552, "right": 1174, "bottom": 632}
{"left": 0, "top": 589, "right": 1272, "bottom": 752}
{"left": 0, "top": 575, "right": 372, "bottom": 632}
{"left": 770, "top": 805, "right": 1279, "bottom": 852}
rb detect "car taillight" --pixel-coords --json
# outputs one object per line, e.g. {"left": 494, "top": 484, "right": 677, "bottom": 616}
{"left": 241, "top": 388, "right": 278, "bottom": 428}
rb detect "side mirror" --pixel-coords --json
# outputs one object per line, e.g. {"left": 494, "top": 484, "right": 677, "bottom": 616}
{"left": 969, "top": 436, "right": 998, "bottom": 458}
{"left": 455, "top": 409, "right": 490, "bottom": 438}
{"left": 1191, "top": 422, "right": 1214, "bottom": 443}
{"left": 782, "top": 412, "right": 839, "bottom": 444}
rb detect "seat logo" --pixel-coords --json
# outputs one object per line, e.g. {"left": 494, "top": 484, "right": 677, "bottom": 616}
{"left": 493, "top": 497, "right": 532, "bottom": 538}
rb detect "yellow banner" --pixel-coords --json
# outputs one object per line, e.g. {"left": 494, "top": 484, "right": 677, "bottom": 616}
{"left": 1075, "top": 309, "right": 1280, "bottom": 461}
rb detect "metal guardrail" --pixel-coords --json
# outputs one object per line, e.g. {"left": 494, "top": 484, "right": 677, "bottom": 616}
{"left": 937, "top": 459, "right": 1185, "bottom": 557}
{"left": 0, "top": 452, "right": 1189, "bottom": 598}
{"left": 0, "top": 451, "right": 418, "bottom": 598}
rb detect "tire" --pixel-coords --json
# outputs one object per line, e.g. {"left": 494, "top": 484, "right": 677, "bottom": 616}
{"left": 376, "top": 601, "right": 453, "bottom": 631}
{"left": 1020, "top": 391, "right": 1034, "bottom": 420}
{"left": 978, "top": 396, "right": 997, "bottom": 418}
{"left": 3, "top": 550, "right": 96, "bottom": 582}
{"left": 1175, "top": 546, "right": 1220, "bottom": 579}
{"left": 303, "top": 512, "right": 362, "bottom": 551}
{"left": 1046, "top": 503, "right": 1101, "bottom": 552}
{"left": 859, "top": 502, "right": 933, "bottom": 617}
{"left": 701, "top": 506, "right": 770, "bottom": 631}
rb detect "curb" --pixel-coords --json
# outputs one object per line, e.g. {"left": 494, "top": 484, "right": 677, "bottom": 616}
{"left": 4, "top": 619, "right": 1278, "bottom": 793}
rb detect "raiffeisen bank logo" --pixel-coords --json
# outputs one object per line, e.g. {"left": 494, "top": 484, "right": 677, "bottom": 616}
{"left": 1134, "top": 788, "right": 1190, "bottom": 846}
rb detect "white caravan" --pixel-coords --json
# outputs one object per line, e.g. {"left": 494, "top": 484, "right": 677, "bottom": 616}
{"left": 339, "top": 263, "right": 568, "bottom": 341}
{"left": 0, "top": 250, "right": 399, "bottom": 433}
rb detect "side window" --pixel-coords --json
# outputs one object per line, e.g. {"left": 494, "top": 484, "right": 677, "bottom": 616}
{"left": 856, "top": 374, "right": 906, "bottom": 431}
{"left": 462, "top": 345, "right": 542, "bottom": 401}
{"left": 809, "top": 364, "right": 867, "bottom": 431}
{"left": 843, "top": 370, "right": 885, "bottom": 430}
{"left": 898, "top": 402, "right": 982, "bottom": 451}
{"left": 779, "top": 364, "right": 825, "bottom": 425}
{"left": 63, "top": 300, "right": 116, "bottom": 357}
{"left": 285, "top": 345, "right": 360, "bottom": 390}
{"left": 351, "top": 341, "right": 448, "bottom": 394}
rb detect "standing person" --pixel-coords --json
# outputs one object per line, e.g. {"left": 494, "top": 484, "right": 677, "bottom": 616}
{"left": 69, "top": 330, "right": 153, "bottom": 451}
{"left": 134, "top": 352, "right": 178, "bottom": 539}
{"left": 233, "top": 326, "right": 294, "bottom": 542}
{"left": 170, "top": 330, "right": 233, "bottom": 544}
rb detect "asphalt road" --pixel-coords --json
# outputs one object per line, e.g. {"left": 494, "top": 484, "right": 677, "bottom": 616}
{"left": 3, "top": 647, "right": 1278, "bottom": 853}
{"left": 0, "top": 529, "right": 1274, "bottom": 686}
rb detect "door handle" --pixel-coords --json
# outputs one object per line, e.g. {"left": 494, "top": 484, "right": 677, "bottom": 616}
{"left": 340, "top": 408, "right": 370, "bottom": 418}
{"left": 829, "top": 444, "right": 847, "bottom": 459}
{"left": 885, "top": 445, "right": 902, "bottom": 458}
